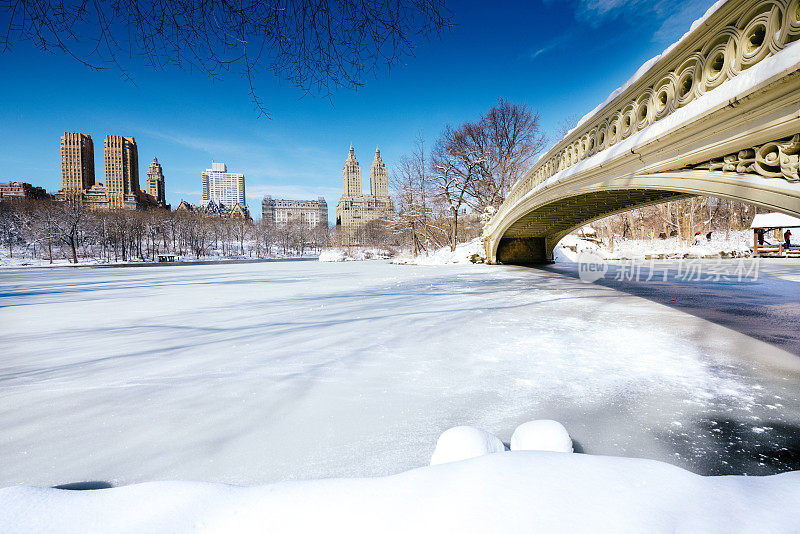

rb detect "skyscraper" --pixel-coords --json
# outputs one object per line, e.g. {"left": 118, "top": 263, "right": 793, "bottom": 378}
{"left": 56, "top": 132, "right": 156, "bottom": 210}
{"left": 201, "top": 162, "right": 246, "bottom": 209}
{"left": 342, "top": 144, "right": 362, "bottom": 197}
{"left": 369, "top": 147, "right": 389, "bottom": 198}
{"left": 60, "top": 132, "right": 95, "bottom": 197}
{"left": 335, "top": 145, "right": 394, "bottom": 245}
{"left": 104, "top": 135, "right": 140, "bottom": 209}
{"left": 146, "top": 157, "right": 167, "bottom": 208}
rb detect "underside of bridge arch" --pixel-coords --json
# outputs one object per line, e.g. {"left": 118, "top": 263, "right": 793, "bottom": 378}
{"left": 495, "top": 189, "right": 689, "bottom": 264}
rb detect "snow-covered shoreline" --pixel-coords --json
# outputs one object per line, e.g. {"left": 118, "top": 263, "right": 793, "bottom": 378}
{"left": 554, "top": 230, "right": 754, "bottom": 262}
{"left": 0, "top": 254, "right": 319, "bottom": 269}
{"left": 2, "top": 451, "right": 798, "bottom": 533}
{"left": 318, "top": 246, "right": 396, "bottom": 262}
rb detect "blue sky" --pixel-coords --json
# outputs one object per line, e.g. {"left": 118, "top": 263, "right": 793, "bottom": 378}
{"left": 0, "top": 0, "right": 715, "bottom": 221}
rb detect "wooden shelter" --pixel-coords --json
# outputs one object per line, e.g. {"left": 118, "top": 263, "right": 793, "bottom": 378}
{"left": 750, "top": 213, "right": 800, "bottom": 257}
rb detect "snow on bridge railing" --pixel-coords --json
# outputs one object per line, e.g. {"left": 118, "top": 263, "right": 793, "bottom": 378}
{"left": 490, "top": 0, "right": 800, "bottom": 228}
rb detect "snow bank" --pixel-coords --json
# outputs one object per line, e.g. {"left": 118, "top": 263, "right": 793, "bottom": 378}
{"left": 609, "top": 231, "right": 752, "bottom": 260}
{"left": 553, "top": 235, "right": 606, "bottom": 263}
{"left": 0, "top": 251, "right": 120, "bottom": 268}
{"left": 555, "top": 231, "right": 753, "bottom": 262}
{"left": 510, "top": 420, "right": 573, "bottom": 453}
{"left": 429, "top": 426, "right": 506, "bottom": 466}
{"left": 392, "top": 238, "right": 486, "bottom": 265}
{"left": 2, "top": 451, "right": 799, "bottom": 533}
{"left": 318, "top": 248, "right": 348, "bottom": 262}
{"left": 318, "top": 247, "right": 395, "bottom": 262}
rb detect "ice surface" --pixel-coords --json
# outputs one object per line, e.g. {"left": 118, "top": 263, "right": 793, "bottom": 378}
{"left": 1, "top": 261, "right": 799, "bottom": 489}
{"left": 510, "top": 420, "right": 573, "bottom": 453}
{"left": 429, "top": 426, "right": 506, "bottom": 465}
{"left": 2, "top": 451, "right": 799, "bottom": 533}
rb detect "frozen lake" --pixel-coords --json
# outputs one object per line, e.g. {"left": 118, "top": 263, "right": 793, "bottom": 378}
{"left": 1, "top": 260, "right": 799, "bottom": 488}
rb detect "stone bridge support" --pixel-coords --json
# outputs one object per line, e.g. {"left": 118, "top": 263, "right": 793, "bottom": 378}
{"left": 495, "top": 237, "right": 549, "bottom": 264}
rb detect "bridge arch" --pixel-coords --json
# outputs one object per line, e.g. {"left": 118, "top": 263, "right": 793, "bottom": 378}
{"left": 484, "top": 0, "right": 800, "bottom": 264}
{"left": 487, "top": 167, "right": 800, "bottom": 263}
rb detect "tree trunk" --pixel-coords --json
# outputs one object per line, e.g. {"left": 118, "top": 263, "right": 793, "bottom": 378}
{"left": 450, "top": 209, "right": 458, "bottom": 252}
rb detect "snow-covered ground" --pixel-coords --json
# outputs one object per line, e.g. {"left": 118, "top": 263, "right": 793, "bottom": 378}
{"left": 318, "top": 246, "right": 396, "bottom": 262}
{"left": 0, "top": 250, "right": 319, "bottom": 268}
{"left": 391, "top": 238, "right": 486, "bottom": 265}
{"left": 2, "top": 451, "right": 799, "bottom": 533}
{"left": 2, "top": 260, "right": 799, "bottom": 491}
{"left": 555, "top": 230, "right": 754, "bottom": 262}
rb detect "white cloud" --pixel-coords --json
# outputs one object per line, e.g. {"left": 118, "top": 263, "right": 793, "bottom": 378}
{"left": 547, "top": 0, "right": 716, "bottom": 37}
{"left": 651, "top": 0, "right": 716, "bottom": 43}
{"left": 530, "top": 44, "right": 554, "bottom": 60}
{"left": 528, "top": 32, "right": 572, "bottom": 61}
{"left": 140, "top": 129, "right": 262, "bottom": 157}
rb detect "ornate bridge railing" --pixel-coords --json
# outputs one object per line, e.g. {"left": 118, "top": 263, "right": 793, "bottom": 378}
{"left": 490, "top": 0, "right": 800, "bottom": 229}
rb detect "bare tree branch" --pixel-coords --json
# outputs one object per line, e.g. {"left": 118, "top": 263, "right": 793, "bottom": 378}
{"left": 1, "top": 0, "right": 453, "bottom": 117}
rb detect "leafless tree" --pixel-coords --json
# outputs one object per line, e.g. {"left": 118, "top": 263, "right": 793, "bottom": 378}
{"left": 591, "top": 197, "right": 759, "bottom": 247}
{"left": 0, "top": 199, "right": 23, "bottom": 257}
{"left": 430, "top": 126, "right": 484, "bottom": 251}
{"left": 392, "top": 100, "right": 546, "bottom": 253}
{"left": 49, "top": 200, "right": 84, "bottom": 263}
{"left": 391, "top": 131, "right": 449, "bottom": 254}
{"left": 1, "top": 0, "right": 452, "bottom": 116}
{"left": 476, "top": 98, "right": 547, "bottom": 207}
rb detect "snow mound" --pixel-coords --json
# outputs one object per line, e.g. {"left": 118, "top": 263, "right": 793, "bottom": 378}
{"left": 555, "top": 231, "right": 753, "bottom": 262}
{"left": 611, "top": 231, "right": 752, "bottom": 260}
{"left": 3, "top": 452, "right": 800, "bottom": 533}
{"left": 510, "top": 420, "right": 573, "bottom": 453}
{"left": 392, "top": 238, "right": 486, "bottom": 265}
{"left": 430, "top": 426, "right": 506, "bottom": 466}
{"left": 318, "top": 248, "right": 347, "bottom": 262}
{"left": 554, "top": 235, "right": 605, "bottom": 263}
{"left": 319, "top": 247, "right": 395, "bottom": 262}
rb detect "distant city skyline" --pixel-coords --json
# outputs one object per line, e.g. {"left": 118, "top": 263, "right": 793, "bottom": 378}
{"left": 0, "top": 0, "right": 716, "bottom": 222}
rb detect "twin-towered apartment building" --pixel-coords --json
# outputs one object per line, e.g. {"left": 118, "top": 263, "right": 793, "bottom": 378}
{"left": 257, "top": 145, "right": 393, "bottom": 242}
{"left": 335, "top": 145, "right": 394, "bottom": 244}
{"left": 57, "top": 132, "right": 167, "bottom": 210}
{"left": 259, "top": 145, "right": 394, "bottom": 241}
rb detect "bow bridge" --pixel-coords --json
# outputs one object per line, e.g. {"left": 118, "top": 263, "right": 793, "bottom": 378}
{"left": 483, "top": 0, "right": 800, "bottom": 264}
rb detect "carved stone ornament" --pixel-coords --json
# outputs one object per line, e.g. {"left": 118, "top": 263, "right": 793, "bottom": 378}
{"left": 692, "top": 134, "right": 800, "bottom": 182}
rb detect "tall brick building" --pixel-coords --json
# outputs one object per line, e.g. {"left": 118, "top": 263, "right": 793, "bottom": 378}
{"left": 104, "top": 135, "right": 140, "bottom": 209}
{"left": 56, "top": 132, "right": 159, "bottom": 210}
{"left": 59, "top": 132, "right": 95, "bottom": 197}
